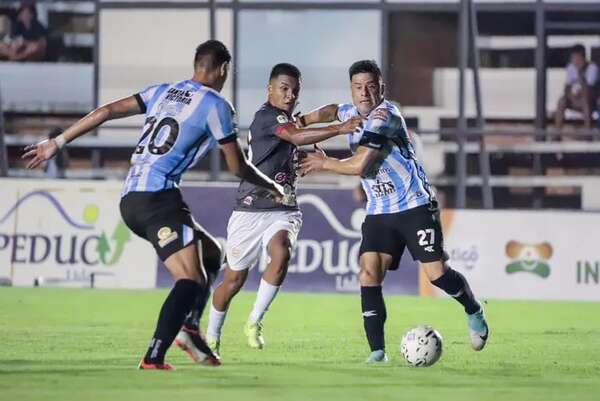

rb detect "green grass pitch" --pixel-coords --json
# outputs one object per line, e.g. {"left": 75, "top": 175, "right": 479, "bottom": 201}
{"left": 1, "top": 288, "right": 599, "bottom": 401}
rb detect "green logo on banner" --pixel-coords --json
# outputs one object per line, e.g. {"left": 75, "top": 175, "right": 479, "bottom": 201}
{"left": 505, "top": 241, "right": 553, "bottom": 279}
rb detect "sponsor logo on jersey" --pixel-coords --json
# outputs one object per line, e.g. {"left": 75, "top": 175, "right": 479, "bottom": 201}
{"left": 164, "top": 88, "right": 193, "bottom": 105}
{"left": 274, "top": 172, "right": 288, "bottom": 183}
{"left": 276, "top": 114, "right": 289, "bottom": 124}
{"left": 372, "top": 108, "right": 389, "bottom": 122}
{"left": 371, "top": 180, "right": 396, "bottom": 198}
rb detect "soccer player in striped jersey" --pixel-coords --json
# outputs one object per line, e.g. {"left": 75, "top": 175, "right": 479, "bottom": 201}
{"left": 22, "top": 40, "right": 285, "bottom": 370}
{"left": 298, "top": 60, "right": 489, "bottom": 363}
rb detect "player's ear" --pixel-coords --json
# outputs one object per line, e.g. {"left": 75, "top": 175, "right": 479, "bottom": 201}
{"left": 380, "top": 81, "right": 385, "bottom": 96}
{"left": 219, "top": 61, "right": 229, "bottom": 77}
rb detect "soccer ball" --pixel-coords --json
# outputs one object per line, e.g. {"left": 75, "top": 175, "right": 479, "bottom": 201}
{"left": 400, "top": 325, "right": 443, "bottom": 367}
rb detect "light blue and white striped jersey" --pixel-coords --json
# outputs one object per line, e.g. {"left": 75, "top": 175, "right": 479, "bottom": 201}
{"left": 122, "top": 80, "right": 237, "bottom": 196}
{"left": 337, "top": 100, "right": 435, "bottom": 215}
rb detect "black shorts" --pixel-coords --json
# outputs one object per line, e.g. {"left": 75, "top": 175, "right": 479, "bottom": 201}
{"left": 359, "top": 204, "right": 447, "bottom": 268}
{"left": 120, "top": 188, "right": 212, "bottom": 262}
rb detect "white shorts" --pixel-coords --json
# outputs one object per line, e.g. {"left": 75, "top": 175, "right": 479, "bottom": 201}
{"left": 225, "top": 210, "right": 303, "bottom": 271}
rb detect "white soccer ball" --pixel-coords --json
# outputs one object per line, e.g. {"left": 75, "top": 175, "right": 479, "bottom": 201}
{"left": 400, "top": 325, "right": 443, "bottom": 367}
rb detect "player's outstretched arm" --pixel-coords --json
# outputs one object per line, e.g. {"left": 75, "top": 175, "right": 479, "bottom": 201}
{"left": 221, "top": 140, "right": 286, "bottom": 200}
{"left": 299, "top": 145, "right": 381, "bottom": 177}
{"left": 296, "top": 104, "right": 339, "bottom": 127}
{"left": 277, "top": 116, "right": 362, "bottom": 146}
{"left": 22, "top": 96, "right": 143, "bottom": 169}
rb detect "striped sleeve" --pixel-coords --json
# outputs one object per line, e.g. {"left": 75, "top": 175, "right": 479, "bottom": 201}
{"left": 358, "top": 107, "right": 394, "bottom": 151}
{"left": 336, "top": 103, "right": 354, "bottom": 122}
{"left": 363, "top": 107, "right": 392, "bottom": 135}
{"left": 207, "top": 97, "right": 238, "bottom": 144}
{"left": 134, "top": 83, "right": 167, "bottom": 113}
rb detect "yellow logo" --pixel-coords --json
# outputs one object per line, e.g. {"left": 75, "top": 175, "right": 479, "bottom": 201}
{"left": 157, "top": 227, "right": 172, "bottom": 240}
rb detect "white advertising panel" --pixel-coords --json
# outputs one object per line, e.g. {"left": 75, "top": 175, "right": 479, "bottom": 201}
{"left": 0, "top": 179, "right": 156, "bottom": 288}
{"left": 422, "top": 210, "right": 600, "bottom": 301}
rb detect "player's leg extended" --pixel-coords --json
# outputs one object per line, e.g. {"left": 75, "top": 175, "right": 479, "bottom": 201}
{"left": 184, "top": 231, "right": 223, "bottom": 329}
{"left": 359, "top": 252, "right": 392, "bottom": 363}
{"left": 245, "top": 230, "right": 292, "bottom": 349}
{"left": 175, "top": 232, "right": 223, "bottom": 366}
{"left": 423, "top": 260, "right": 488, "bottom": 351}
{"left": 402, "top": 205, "right": 489, "bottom": 351}
{"left": 206, "top": 265, "right": 249, "bottom": 353}
{"left": 141, "top": 243, "right": 207, "bottom": 370}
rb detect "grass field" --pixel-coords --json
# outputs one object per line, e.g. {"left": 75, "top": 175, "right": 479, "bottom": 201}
{"left": 1, "top": 288, "right": 599, "bottom": 401}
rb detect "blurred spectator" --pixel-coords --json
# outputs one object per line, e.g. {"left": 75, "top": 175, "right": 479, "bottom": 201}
{"left": 554, "top": 44, "right": 599, "bottom": 134}
{"left": 0, "top": 14, "right": 11, "bottom": 42}
{"left": 0, "top": 2, "right": 47, "bottom": 61}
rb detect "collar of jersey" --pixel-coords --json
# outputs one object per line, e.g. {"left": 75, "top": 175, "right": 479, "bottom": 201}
{"left": 365, "top": 99, "right": 388, "bottom": 119}
{"left": 186, "top": 79, "right": 221, "bottom": 96}
{"left": 265, "top": 102, "right": 292, "bottom": 118}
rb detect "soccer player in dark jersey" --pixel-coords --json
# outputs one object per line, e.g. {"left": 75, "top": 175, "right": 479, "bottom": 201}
{"left": 298, "top": 60, "right": 489, "bottom": 363}
{"left": 205, "top": 63, "right": 362, "bottom": 353}
{"left": 22, "top": 40, "right": 285, "bottom": 370}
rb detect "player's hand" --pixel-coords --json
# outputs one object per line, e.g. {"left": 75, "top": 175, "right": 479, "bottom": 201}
{"left": 298, "top": 144, "right": 327, "bottom": 176}
{"left": 269, "top": 182, "right": 286, "bottom": 204}
{"left": 21, "top": 139, "right": 60, "bottom": 169}
{"left": 280, "top": 184, "right": 296, "bottom": 206}
{"left": 294, "top": 112, "right": 307, "bottom": 129}
{"left": 337, "top": 116, "right": 362, "bottom": 134}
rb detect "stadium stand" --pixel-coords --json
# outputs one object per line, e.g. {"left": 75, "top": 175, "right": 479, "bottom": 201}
{"left": 1, "top": 0, "right": 599, "bottom": 211}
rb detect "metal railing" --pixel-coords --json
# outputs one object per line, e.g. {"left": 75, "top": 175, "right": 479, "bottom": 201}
{"left": 0, "top": 84, "right": 8, "bottom": 177}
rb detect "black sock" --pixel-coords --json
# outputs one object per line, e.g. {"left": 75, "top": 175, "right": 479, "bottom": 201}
{"left": 144, "top": 279, "right": 202, "bottom": 364}
{"left": 183, "top": 289, "right": 210, "bottom": 330}
{"left": 183, "top": 256, "right": 220, "bottom": 329}
{"left": 361, "top": 286, "right": 387, "bottom": 352}
{"left": 431, "top": 268, "right": 480, "bottom": 315}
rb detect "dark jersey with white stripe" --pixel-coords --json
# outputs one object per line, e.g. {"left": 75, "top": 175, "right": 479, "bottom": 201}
{"left": 235, "top": 103, "right": 299, "bottom": 211}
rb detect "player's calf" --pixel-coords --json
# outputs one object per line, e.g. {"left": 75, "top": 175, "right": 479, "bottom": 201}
{"left": 427, "top": 263, "right": 489, "bottom": 351}
{"left": 428, "top": 264, "right": 480, "bottom": 315}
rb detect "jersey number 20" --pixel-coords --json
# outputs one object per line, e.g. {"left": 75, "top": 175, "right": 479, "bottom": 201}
{"left": 135, "top": 116, "right": 180, "bottom": 155}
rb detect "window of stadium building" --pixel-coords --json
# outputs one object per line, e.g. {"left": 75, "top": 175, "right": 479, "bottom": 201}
{"left": 237, "top": 9, "right": 381, "bottom": 127}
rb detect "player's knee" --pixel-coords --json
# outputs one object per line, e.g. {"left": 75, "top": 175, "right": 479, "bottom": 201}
{"left": 424, "top": 261, "right": 448, "bottom": 282}
{"left": 269, "top": 239, "right": 292, "bottom": 266}
{"left": 272, "top": 245, "right": 292, "bottom": 267}
{"left": 224, "top": 273, "right": 245, "bottom": 294}
{"left": 359, "top": 266, "right": 381, "bottom": 285}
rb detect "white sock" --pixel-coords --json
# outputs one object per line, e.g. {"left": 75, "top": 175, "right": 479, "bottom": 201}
{"left": 206, "top": 304, "right": 228, "bottom": 341}
{"left": 248, "top": 278, "right": 280, "bottom": 324}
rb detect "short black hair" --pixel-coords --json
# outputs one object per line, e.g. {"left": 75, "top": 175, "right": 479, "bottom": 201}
{"left": 571, "top": 44, "right": 586, "bottom": 58}
{"left": 194, "top": 40, "right": 231, "bottom": 69}
{"left": 17, "top": 4, "right": 38, "bottom": 19}
{"left": 349, "top": 60, "right": 382, "bottom": 81}
{"left": 269, "top": 63, "right": 301, "bottom": 81}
